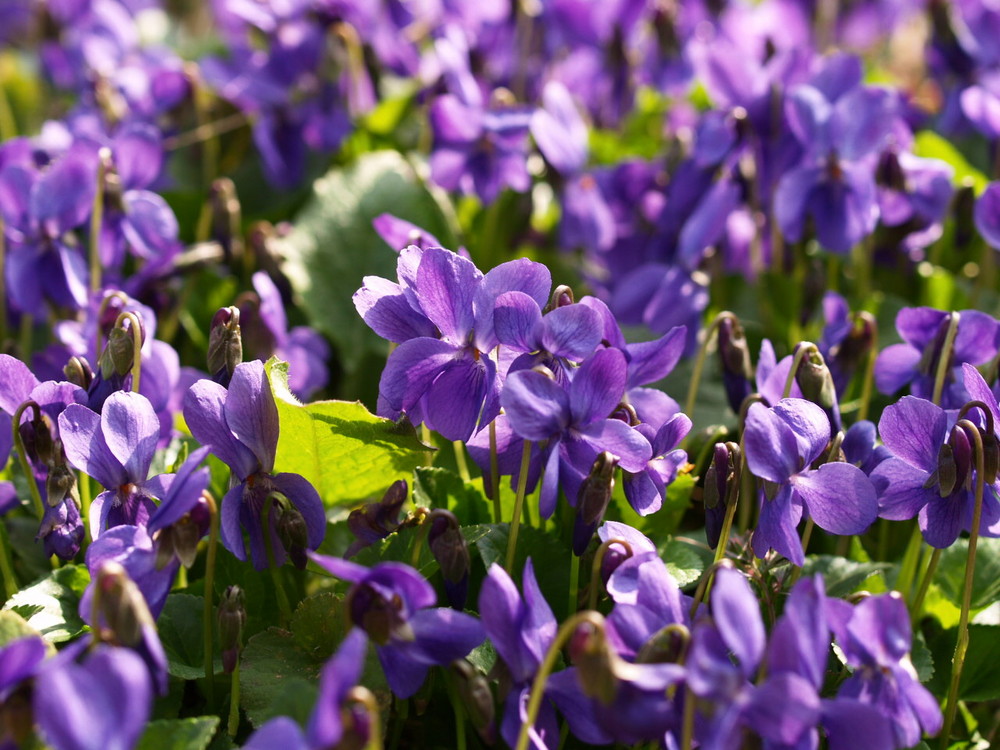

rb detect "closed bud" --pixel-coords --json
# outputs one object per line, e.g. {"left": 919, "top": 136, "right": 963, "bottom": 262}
{"left": 568, "top": 617, "right": 617, "bottom": 705}
{"left": 636, "top": 623, "right": 689, "bottom": 665}
{"left": 795, "top": 347, "right": 837, "bottom": 412}
{"left": 63, "top": 355, "right": 94, "bottom": 390}
{"left": 718, "top": 316, "right": 754, "bottom": 415}
{"left": 101, "top": 327, "right": 135, "bottom": 378}
{"left": 276, "top": 504, "right": 309, "bottom": 570}
{"left": 573, "top": 452, "right": 618, "bottom": 556}
{"left": 218, "top": 585, "right": 247, "bottom": 674}
{"left": 348, "top": 582, "right": 413, "bottom": 646}
{"left": 451, "top": 660, "right": 496, "bottom": 742}
{"left": 25, "top": 406, "right": 56, "bottom": 467}
{"left": 428, "top": 510, "right": 470, "bottom": 610}
{"left": 346, "top": 480, "right": 407, "bottom": 557}
{"left": 983, "top": 431, "right": 999, "bottom": 485}
{"left": 932, "top": 443, "right": 958, "bottom": 497}
{"left": 546, "top": 284, "right": 575, "bottom": 312}
{"left": 207, "top": 306, "right": 243, "bottom": 386}
{"left": 45, "top": 461, "right": 76, "bottom": 507}
{"left": 93, "top": 561, "right": 155, "bottom": 648}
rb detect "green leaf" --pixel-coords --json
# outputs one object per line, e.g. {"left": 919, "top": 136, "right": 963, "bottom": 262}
{"left": 413, "top": 466, "right": 493, "bottom": 525}
{"left": 274, "top": 150, "right": 456, "bottom": 399}
{"left": 240, "top": 627, "right": 322, "bottom": 728}
{"left": 266, "top": 358, "right": 426, "bottom": 507}
{"left": 2, "top": 565, "right": 89, "bottom": 642}
{"left": 290, "top": 593, "right": 350, "bottom": 661}
{"left": 158, "top": 594, "right": 222, "bottom": 680}
{"left": 135, "top": 717, "right": 219, "bottom": 750}
{"left": 934, "top": 537, "right": 1000, "bottom": 612}
{"left": 913, "top": 131, "right": 989, "bottom": 194}
{"left": 801, "top": 556, "right": 891, "bottom": 598}
{"left": 0, "top": 610, "right": 54, "bottom": 653}
{"left": 927, "top": 623, "right": 1000, "bottom": 700}
{"left": 912, "top": 630, "right": 934, "bottom": 683}
{"left": 661, "top": 539, "right": 704, "bottom": 587}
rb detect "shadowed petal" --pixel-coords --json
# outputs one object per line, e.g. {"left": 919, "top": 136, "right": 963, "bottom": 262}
{"left": 873, "top": 344, "right": 921, "bottom": 395}
{"left": 271, "top": 472, "right": 326, "bottom": 550}
{"left": 877, "top": 396, "right": 946, "bottom": 471}
{"left": 100, "top": 392, "right": 160, "bottom": 484}
{"left": 219, "top": 483, "right": 247, "bottom": 562}
{"left": 744, "top": 403, "right": 800, "bottom": 483}
{"left": 539, "top": 304, "right": 601, "bottom": 361}
{"left": 225, "top": 361, "right": 279, "bottom": 474}
{"left": 354, "top": 276, "right": 435, "bottom": 343}
{"left": 378, "top": 337, "right": 459, "bottom": 414}
{"left": 503, "top": 370, "right": 570, "bottom": 442}
{"left": 919, "top": 495, "right": 966, "bottom": 548}
{"left": 569, "top": 348, "right": 627, "bottom": 425}
{"left": 184, "top": 379, "right": 259, "bottom": 480}
{"left": 59, "top": 405, "right": 126, "bottom": 489}
{"left": 752, "top": 485, "right": 804, "bottom": 565}
{"left": 793, "top": 463, "right": 877, "bottom": 535}
{"left": 712, "top": 567, "right": 765, "bottom": 676}
{"left": 870, "top": 457, "right": 936, "bottom": 520}
{"left": 495, "top": 291, "right": 543, "bottom": 352}
{"left": 423, "top": 354, "right": 497, "bottom": 441}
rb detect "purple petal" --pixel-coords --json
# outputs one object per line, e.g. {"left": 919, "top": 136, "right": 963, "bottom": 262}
{"left": 877, "top": 395, "right": 946, "bottom": 470}
{"left": 378, "top": 337, "right": 459, "bottom": 414}
{"left": 219, "top": 483, "right": 247, "bottom": 562}
{"left": 773, "top": 398, "right": 831, "bottom": 466}
{"left": 422, "top": 354, "right": 497, "bottom": 441}
{"left": 245, "top": 717, "right": 309, "bottom": 750}
{"left": 831, "top": 87, "right": 895, "bottom": 161}
{"left": 539, "top": 304, "right": 601, "bottom": 361}
{"left": 409, "top": 607, "right": 485, "bottom": 664}
{"left": 112, "top": 122, "right": 163, "bottom": 189}
{"left": 308, "top": 553, "right": 370, "bottom": 584}
{"left": 975, "top": 182, "right": 1000, "bottom": 248}
{"left": 530, "top": 81, "right": 588, "bottom": 174}
{"left": 121, "top": 191, "right": 179, "bottom": 258}
{"left": 870, "top": 457, "right": 936, "bottom": 520}
{"left": 377, "top": 643, "right": 429, "bottom": 699}
{"left": 744, "top": 402, "right": 800, "bottom": 483}
{"left": 919, "top": 495, "right": 966, "bottom": 548}
{"left": 568, "top": 348, "right": 627, "bottom": 425}
{"left": 58, "top": 404, "right": 126, "bottom": 489}
{"left": 225, "top": 361, "right": 279, "bottom": 474}
{"left": 306, "top": 629, "right": 367, "bottom": 749}
{"left": 792, "top": 463, "right": 877, "bottom": 535}
{"left": 416, "top": 247, "right": 481, "bottom": 343}
{"left": 147, "top": 446, "right": 212, "bottom": 534}
{"left": 502, "top": 370, "right": 570, "bottom": 442}
{"left": 964, "top": 362, "right": 1000, "bottom": 426}
{"left": 354, "top": 275, "right": 436, "bottom": 343}
{"left": 0, "top": 637, "right": 46, "bottom": 695}
{"left": 479, "top": 563, "right": 536, "bottom": 682}
{"left": 100, "top": 392, "right": 159, "bottom": 484}
{"left": 271, "top": 472, "right": 326, "bottom": 550}
{"left": 745, "top": 673, "right": 820, "bottom": 744}
{"left": 822, "top": 698, "right": 895, "bottom": 750}
{"left": 494, "top": 291, "right": 543, "bottom": 352}
{"left": 895, "top": 307, "right": 949, "bottom": 349}
{"left": 183, "top": 378, "right": 259, "bottom": 480}
{"left": 575, "top": 419, "right": 652, "bottom": 473}
{"left": 952, "top": 310, "right": 1000, "bottom": 364}
{"left": 712, "top": 567, "right": 765, "bottom": 676}
{"left": 474, "top": 258, "right": 551, "bottom": 351}
{"left": 752, "top": 484, "right": 804, "bottom": 565}
{"left": 624, "top": 327, "right": 686, "bottom": 388}
{"left": 0, "top": 353, "right": 40, "bottom": 414}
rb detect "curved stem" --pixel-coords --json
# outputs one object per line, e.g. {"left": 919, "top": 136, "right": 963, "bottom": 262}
{"left": 941, "top": 421, "right": 986, "bottom": 747}
{"left": 203, "top": 492, "right": 220, "bottom": 707}
{"left": 684, "top": 312, "right": 735, "bottom": 422}
{"left": 12, "top": 401, "right": 44, "bottom": 520}
{"left": 346, "top": 686, "right": 384, "bottom": 750}
{"left": 782, "top": 343, "right": 818, "bottom": 400}
{"left": 94, "top": 291, "right": 130, "bottom": 363}
{"left": 114, "top": 312, "right": 143, "bottom": 394}
{"left": 78, "top": 471, "right": 93, "bottom": 545}
{"left": 505, "top": 440, "right": 533, "bottom": 573}
{"left": 489, "top": 419, "right": 501, "bottom": 524}
{"left": 515, "top": 611, "right": 605, "bottom": 750}
{"left": 0, "top": 520, "right": 18, "bottom": 601}
{"left": 588, "top": 538, "right": 633, "bottom": 610}
{"left": 932, "top": 313, "right": 961, "bottom": 407}
{"left": 262, "top": 494, "right": 293, "bottom": 626}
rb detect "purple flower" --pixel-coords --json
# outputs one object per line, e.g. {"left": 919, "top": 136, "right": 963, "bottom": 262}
{"left": 502, "top": 348, "right": 652, "bottom": 519}
{"left": 310, "top": 554, "right": 484, "bottom": 699}
{"left": 59, "top": 391, "right": 167, "bottom": 537}
{"left": 34, "top": 644, "right": 152, "bottom": 750}
{"left": 80, "top": 524, "right": 176, "bottom": 619}
{"left": 360, "top": 246, "right": 551, "bottom": 441}
{"left": 623, "top": 413, "right": 691, "bottom": 517}
{"left": 826, "top": 592, "right": 943, "bottom": 748}
{"left": 184, "top": 360, "right": 325, "bottom": 570}
{"left": 976, "top": 182, "right": 1000, "bottom": 249}
{"left": 874, "top": 307, "right": 1000, "bottom": 409}
{"left": 870, "top": 389, "right": 1000, "bottom": 548}
{"left": 745, "top": 398, "right": 878, "bottom": 565}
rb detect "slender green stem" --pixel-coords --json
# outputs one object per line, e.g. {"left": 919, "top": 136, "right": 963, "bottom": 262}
{"left": 442, "top": 667, "right": 467, "bottom": 750}
{"left": 228, "top": 662, "right": 241, "bottom": 737}
{"left": 896, "top": 524, "right": 924, "bottom": 600}
{"left": 203, "top": 492, "right": 220, "bottom": 707}
{"left": 782, "top": 343, "right": 818, "bottom": 399}
{"left": 680, "top": 686, "right": 696, "bottom": 750}
{"left": 505, "top": 441, "right": 533, "bottom": 573}
{"left": 12, "top": 402, "right": 44, "bottom": 520}
{"left": 421, "top": 423, "right": 434, "bottom": 467}
{"left": 588, "top": 538, "right": 633, "bottom": 610}
{"left": 567, "top": 546, "right": 580, "bottom": 617}
{"left": 856, "top": 316, "right": 878, "bottom": 423}
{"left": 689, "top": 560, "right": 735, "bottom": 619}
{"left": 78, "top": 471, "right": 93, "bottom": 545}
{"left": 89, "top": 149, "right": 110, "bottom": 296}
{"left": 712, "top": 453, "right": 745, "bottom": 565}
{"left": 489, "top": 419, "right": 501, "bottom": 524}
{"left": 515, "top": 611, "right": 605, "bottom": 750}
{"left": 452, "top": 440, "right": 470, "bottom": 482}
{"left": 115, "top": 312, "right": 143, "bottom": 394}
{"left": 941, "top": 422, "right": 986, "bottom": 748}
{"left": 910, "top": 547, "right": 942, "bottom": 620}
{"left": 932, "top": 313, "right": 961, "bottom": 407}
{"left": 0, "top": 79, "right": 16, "bottom": 141}
{"left": 684, "top": 312, "right": 734, "bottom": 422}
{"left": 0, "top": 520, "right": 18, "bottom": 601}
{"left": 262, "top": 494, "right": 293, "bottom": 626}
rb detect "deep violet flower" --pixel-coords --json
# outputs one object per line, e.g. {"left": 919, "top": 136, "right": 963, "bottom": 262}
{"left": 501, "top": 348, "right": 652, "bottom": 519}
{"left": 309, "top": 554, "right": 484, "bottom": 699}
{"left": 59, "top": 391, "right": 168, "bottom": 537}
{"left": 183, "top": 360, "right": 325, "bottom": 570}
{"left": 357, "top": 246, "right": 551, "bottom": 441}
{"left": 874, "top": 307, "right": 1000, "bottom": 409}
{"left": 744, "top": 398, "right": 878, "bottom": 565}
{"left": 479, "top": 561, "right": 559, "bottom": 750}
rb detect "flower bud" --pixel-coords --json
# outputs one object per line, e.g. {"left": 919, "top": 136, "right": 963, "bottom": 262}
{"left": 276, "top": 504, "right": 310, "bottom": 570}
{"left": 451, "top": 659, "right": 496, "bottom": 743}
{"left": 636, "top": 623, "right": 689, "bottom": 665}
{"left": 0, "top": 684, "right": 34, "bottom": 746}
{"left": 348, "top": 582, "right": 413, "bottom": 646}
{"left": 63, "top": 355, "right": 94, "bottom": 390}
{"left": 546, "top": 284, "right": 575, "bottom": 312}
{"left": 795, "top": 346, "right": 840, "bottom": 431}
{"left": 427, "top": 510, "right": 470, "bottom": 610}
{"left": 207, "top": 306, "right": 243, "bottom": 387}
{"left": 346, "top": 480, "right": 407, "bottom": 557}
{"left": 573, "top": 452, "right": 618, "bottom": 556}
{"left": 717, "top": 316, "right": 753, "bottom": 414}
{"left": 983, "top": 431, "right": 999, "bottom": 485}
{"left": 101, "top": 327, "right": 135, "bottom": 378}
{"left": 218, "top": 585, "right": 247, "bottom": 674}
{"left": 45, "top": 461, "right": 76, "bottom": 507}
{"left": 568, "top": 617, "right": 617, "bottom": 705}
{"left": 37, "top": 498, "right": 84, "bottom": 561}
{"left": 93, "top": 561, "right": 156, "bottom": 648}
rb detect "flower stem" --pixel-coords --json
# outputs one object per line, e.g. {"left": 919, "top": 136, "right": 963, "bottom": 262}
{"left": 782, "top": 342, "right": 818, "bottom": 399}
{"left": 203, "top": 491, "right": 220, "bottom": 707}
{"left": 941, "top": 421, "right": 986, "bottom": 748}
{"left": 896, "top": 523, "right": 924, "bottom": 600}
{"left": 489, "top": 420, "right": 501, "bottom": 524}
{"left": 712, "top": 451, "right": 745, "bottom": 565}
{"left": 588, "top": 538, "right": 633, "bottom": 610}
{"left": 453, "top": 440, "right": 470, "bottom": 482}
{"left": 505, "top": 440, "right": 532, "bottom": 573}
{"left": 932, "top": 312, "right": 961, "bottom": 407}
{"left": 262, "top": 494, "right": 293, "bottom": 626}
{"left": 0, "top": 519, "right": 18, "bottom": 601}
{"left": 856, "top": 315, "right": 878, "bottom": 422}
{"left": 89, "top": 148, "right": 110, "bottom": 296}
{"left": 567, "top": 545, "right": 580, "bottom": 617}
{"left": 515, "top": 611, "right": 605, "bottom": 750}
{"left": 228, "top": 662, "right": 240, "bottom": 737}
{"left": 442, "top": 667, "right": 467, "bottom": 750}
{"left": 680, "top": 686, "right": 696, "bottom": 750}
{"left": 910, "top": 546, "right": 942, "bottom": 620}
{"left": 12, "top": 401, "right": 44, "bottom": 521}
{"left": 684, "top": 312, "right": 735, "bottom": 422}
{"left": 78, "top": 471, "right": 93, "bottom": 545}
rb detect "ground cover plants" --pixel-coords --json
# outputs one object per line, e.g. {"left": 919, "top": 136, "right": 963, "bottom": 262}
{"left": 3, "top": 1, "right": 1000, "bottom": 748}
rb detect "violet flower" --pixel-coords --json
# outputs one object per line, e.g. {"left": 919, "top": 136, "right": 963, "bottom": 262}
{"left": 744, "top": 398, "right": 878, "bottom": 565}
{"left": 58, "top": 391, "right": 168, "bottom": 537}
{"left": 184, "top": 360, "right": 325, "bottom": 570}
{"left": 310, "top": 555, "right": 484, "bottom": 699}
